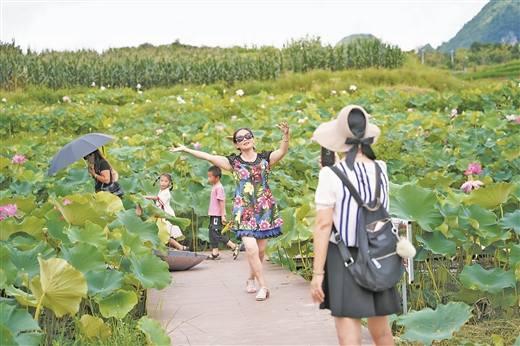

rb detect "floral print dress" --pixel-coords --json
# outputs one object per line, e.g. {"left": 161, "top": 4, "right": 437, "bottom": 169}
{"left": 226, "top": 150, "right": 284, "bottom": 239}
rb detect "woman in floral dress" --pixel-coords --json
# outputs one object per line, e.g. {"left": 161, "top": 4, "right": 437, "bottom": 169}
{"left": 170, "top": 120, "right": 290, "bottom": 301}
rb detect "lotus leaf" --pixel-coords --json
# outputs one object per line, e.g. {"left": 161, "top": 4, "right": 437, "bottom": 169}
{"left": 397, "top": 302, "right": 472, "bottom": 345}
{"left": 0, "top": 245, "right": 17, "bottom": 289}
{"left": 511, "top": 244, "right": 520, "bottom": 271}
{"left": 0, "top": 216, "right": 45, "bottom": 242}
{"left": 26, "top": 257, "right": 87, "bottom": 318}
{"left": 500, "top": 210, "right": 520, "bottom": 235}
{"left": 129, "top": 252, "right": 172, "bottom": 290}
{"left": 0, "top": 302, "right": 42, "bottom": 346}
{"left": 96, "top": 289, "right": 138, "bottom": 318}
{"left": 458, "top": 204, "right": 510, "bottom": 246}
{"left": 0, "top": 194, "right": 37, "bottom": 214}
{"left": 137, "top": 316, "right": 171, "bottom": 346}
{"left": 466, "top": 182, "right": 518, "bottom": 210}
{"left": 7, "top": 242, "right": 56, "bottom": 284}
{"left": 65, "top": 220, "right": 107, "bottom": 248}
{"left": 416, "top": 230, "right": 457, "bottom": 256}
{"left": 94, "top": 192, "right": 125, "bottom": 214}
{"left": 58, "top": 243, "right": 106, "bottom": 274}
{"left": 390, "top": 181, "right": 443, "bottom": 232}
{"left": 118, "top": 227, "right": 150, "bottom": 257}
{"left": 48, "top": 195, "right": 106, "bottom": 227}
{"left": 83, "top": 269, "right": 125, "bottom": 298}
{"left": 460, "top": 264, "right": 516, "bottom": 294}
{"left": 79, "top": 314, "right": 111, "bottom": 341}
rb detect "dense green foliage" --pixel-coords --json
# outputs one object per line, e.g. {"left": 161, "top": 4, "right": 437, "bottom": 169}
{"left": 457, "top": 59, "right": 520, "bottom": 80}
{"left": 437, "top": 0, "right": 520, "bottom": 53}
{"left": 0, "top": 37, "right": 405, "bottom": 91}
{"left": 1, "top": 72, "right": 519, "bottom": 344}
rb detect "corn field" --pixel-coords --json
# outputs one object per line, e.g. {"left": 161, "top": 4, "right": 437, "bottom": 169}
{"left": 0, "top": 37, "right": 404, "bottom": 91}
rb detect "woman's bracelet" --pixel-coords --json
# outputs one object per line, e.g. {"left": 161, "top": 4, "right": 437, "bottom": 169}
{"left": 313, "top": 270, "right": 325, "bottom": 275}
{"left": 282, "top": 136, "right": 290, "bottom": 142}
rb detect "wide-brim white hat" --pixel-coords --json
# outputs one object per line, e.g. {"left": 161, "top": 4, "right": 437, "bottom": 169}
{"left": 313, "top": 105, "right": 380, "bottom": 152}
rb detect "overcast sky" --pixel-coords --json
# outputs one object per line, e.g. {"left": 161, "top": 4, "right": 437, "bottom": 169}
{"left": 2, "top": 0, "right": 488, "bottom": 53}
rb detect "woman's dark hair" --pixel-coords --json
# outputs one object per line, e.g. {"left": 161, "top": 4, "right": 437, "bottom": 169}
{"left": 84, "top": 149, "right": 110, "bottom": 173}
{"left": 208, "top": 165, "right": 222, "bottom": 179}
{"left": 348, "top": 109, "right": 367, "bottom": 139}
{"left": 232, "top": 127, "right": 254, "bottom": 143}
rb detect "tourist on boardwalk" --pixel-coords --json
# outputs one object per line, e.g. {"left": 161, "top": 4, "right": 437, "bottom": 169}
{"left": 310, "top": 105, "right": 398, "bottom": 345}
{"left": 145, "top": 173, "right": 188, "bottom": 251}
{"left": 84, "top": 149, "right": 119, "bottom": 193}
{"left": 170, "top": 120, "right": 290, "bottom": 301}
{"left": 205, "top": 165, "right": 240, "bottom": 261}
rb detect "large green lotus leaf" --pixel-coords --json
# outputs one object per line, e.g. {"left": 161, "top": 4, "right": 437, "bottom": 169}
{"left": 278, "top": 208, "right": 298, "bottom": 247}
{"left": 26, "top": 257, "right": 87, "bottom": 318}
{"left": 79, "top": 314, "right": 111, "bottom": 341}
{"left": 4, "top": 284, "right": 38, "bottom": 307}
{"left": 416, "top": 230, "right": 456, "bottom": 256}
{"left": 137, "top": 316, "right": 171, "bottom": 346}
{"left": 390, "top": 182, "right": 443, "bottom": 232}
{"left": 460, "top": 264, "right": 516, "bottom": 294}
{"left": 95, "top": 289, "right": 138, "bottom": 318}
{"left": 7, "top": 242, "right": 56, "bottom": 283}
{"left": 454, "top": 287, "right": 485, "bottom": 305}
{"left": 0, "top": 216, "right": 45, "bottom": 242}
{"left": 0, "top": 245, "right": 17, "bottom": 289}
{"left": 466, "top": 182, "right": 518, "bottom": 210}
{"left": 93, "top": 191, "right": 124, "bottom": 214}
{"left": 58, "top": 243, "right": 106, "bottom": 274}
{"left": 0, "top": 302, "right": 42, "bottom": 346}
{"left": 48, "top": 195, "right": 106, "bottom": 227}
{"left": 500, "top": 209, "right": 520, "bottom": 235}
{"left": 116, "top": 209, "right": 163, "bottom": 249}
{"left": 397, "top": 302, "right": 472, "bottom": 345}
{"left": 119, "top": 227, "right": 153, "bottom": 257}
{"left": 459, "top": 204, "right": 509, "bottom": 245}
{"left": 129, "top": 252, "right": 171, "bottom": 290}
{"left": 83, "top": 269, "right": 125, "bottom": 298}
{"left": 65, "top": 221, "right": 107, "bottom": 248}
{"left": 511, "top": 244, "right": 520, "bottom": 270}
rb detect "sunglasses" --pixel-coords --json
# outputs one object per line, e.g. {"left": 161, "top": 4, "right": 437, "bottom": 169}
{"left": 235, "top": 133, "right": 253, "bottom": 143}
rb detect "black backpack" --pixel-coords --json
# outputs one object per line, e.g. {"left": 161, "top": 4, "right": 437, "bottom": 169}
{"left": 330, "top": 163, "right": 404, "bottom": 292}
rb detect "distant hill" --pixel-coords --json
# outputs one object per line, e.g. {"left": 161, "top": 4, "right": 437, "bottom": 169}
{"left": 336, "top": 34, "right": 377, "bottom": 46}
{"left": 437, "top": 0, "right": 520, "bottom": 53}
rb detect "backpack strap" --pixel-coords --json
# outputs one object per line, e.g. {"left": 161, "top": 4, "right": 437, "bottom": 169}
{"left": 330, "top": 162, "right": 381, "bottom": 211}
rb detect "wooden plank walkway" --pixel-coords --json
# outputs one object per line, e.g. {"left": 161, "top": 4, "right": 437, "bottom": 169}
{"left": 148, "top": 250, "right": 375, "bottom": 346}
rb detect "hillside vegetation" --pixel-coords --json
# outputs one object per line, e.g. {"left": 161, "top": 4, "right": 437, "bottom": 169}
{"left": 437, "top": 0, "right": 520, "bottom": 52}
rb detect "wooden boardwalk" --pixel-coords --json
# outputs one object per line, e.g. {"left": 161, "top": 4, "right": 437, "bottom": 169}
{"left": 148, "top": 250, "right": 375, "bottom": 346}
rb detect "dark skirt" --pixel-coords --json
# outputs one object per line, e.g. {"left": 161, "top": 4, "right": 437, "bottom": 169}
{"left": 320, "top": 242, "right": 401, "bottom": 318}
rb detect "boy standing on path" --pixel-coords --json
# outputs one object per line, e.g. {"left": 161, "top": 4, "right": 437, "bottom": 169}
{"left": 206, "top": 166, "right": 240, "bottom": 260}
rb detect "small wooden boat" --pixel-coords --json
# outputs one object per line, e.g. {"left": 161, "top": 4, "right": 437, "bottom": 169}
{"left": 154, "top": 250, "right": 206, "bottom": 271}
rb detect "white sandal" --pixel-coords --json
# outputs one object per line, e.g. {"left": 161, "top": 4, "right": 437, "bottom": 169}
{"left": 255, "top": 287, "right": 270, "bottom": 301}
{"left": 246, "top": 279, "right": 256, "bottom": 293}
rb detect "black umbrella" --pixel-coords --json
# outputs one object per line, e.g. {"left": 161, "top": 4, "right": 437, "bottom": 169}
{"left": 48, "top": 133, "right": 115, "bottom": 176}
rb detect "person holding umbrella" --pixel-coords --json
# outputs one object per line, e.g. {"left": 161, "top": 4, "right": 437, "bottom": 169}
{"left": 84, "top": 149, "right": 119, "bottom": 193}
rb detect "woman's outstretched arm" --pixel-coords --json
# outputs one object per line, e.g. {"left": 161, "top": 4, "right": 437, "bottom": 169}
{"left": 170, "top": 145, "right": 232, "bottom": 171}
{"left": 269, "top": 118, "right": 290, "bottom": 166}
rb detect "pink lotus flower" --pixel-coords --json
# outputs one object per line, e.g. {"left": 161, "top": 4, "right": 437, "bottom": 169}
{"left": 424, "top": 131, "right": 429, "bottom": 136}
{"left": 62, "top": 96, "right": 71, "bottom": 103}
{"left": 330, "top": 90, "right": 337, "bottom": 95}
{"left": 12, "top": 155, "right": 26, "bottom": 164}
{"left": 215, "top": 125, "right": 224, "bottom": 131}
{"left": 63, "top": 199, "right": 72, "bottom": 205}
{"left": 193, "top": 142, "right": 201, "bottom": 149}
{"left": 451, "top": 108, "right": 458, "bottom": 117}
{"left": 269, "top": 96, "right": 275, "bottom": 101}
{"left": 0, "top": 204, "right": 18, "bottom": 218}
{"left": 517, "top": 118, "right": 520, "bottom": 124}
{"left": 460, "top": 178, "right": 484, "bottom": 193}
{"left": 156, "top": 129, "right": 163, "bottom": 135}
{"left": 464, "top": 163, "right": 483, "bottom": 175}
{"left": 231, "top": 115, "right": 237, "bottom": 120}
{"left": 505, "top": 115, "right": 517, "bottom": 122}
{"left": 310, "top": 138, "right": 316, "bottom": 143}
{"left": 407, "top": 108, "right": 413, "bottom": 112}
